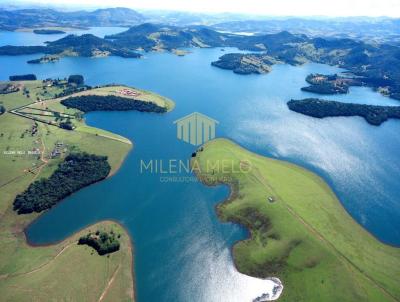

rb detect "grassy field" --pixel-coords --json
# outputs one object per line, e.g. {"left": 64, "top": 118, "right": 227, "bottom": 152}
{"left": 0, "top": 221, "right": 134, "bottom": 302}
{"left": 12, "top": 83, "right": 174, "bottom": 131}
{"left": 0, "top": 81, "right": 143, "bottom": 301}
{"left": 193, "top": 138, "right": 400, "bottom": 302}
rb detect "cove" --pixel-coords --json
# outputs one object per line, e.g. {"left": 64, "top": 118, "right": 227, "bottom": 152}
{"left": 0, "top": 36, "right": 399, "bottom": 301}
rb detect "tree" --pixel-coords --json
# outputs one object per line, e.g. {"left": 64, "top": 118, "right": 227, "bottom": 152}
{"left": 68, "top": 74, "right": 84, "bottom": 86}
{"left": 59, "top": 120, "right": 74, "bottom": 130}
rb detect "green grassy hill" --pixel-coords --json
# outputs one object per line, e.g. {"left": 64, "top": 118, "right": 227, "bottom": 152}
{"left": 0, "top": 80, "right": 145, "bottom": 301}
{"left": 193, "top": 138, "right": 400, "bottom": 302}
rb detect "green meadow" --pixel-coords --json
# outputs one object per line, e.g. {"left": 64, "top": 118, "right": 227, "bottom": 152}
{"left": 0, "top": 81, "right": 146, "bottom": 301}
{"left": 193, "top": 138, "right": 400, "bottom": 302}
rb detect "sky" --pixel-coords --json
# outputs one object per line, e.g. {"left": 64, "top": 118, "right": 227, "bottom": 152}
{"left": 9, "top": 0, "right": 400, "bottom": 17}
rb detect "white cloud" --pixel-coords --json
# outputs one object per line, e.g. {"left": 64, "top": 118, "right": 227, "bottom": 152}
{"left": 12, "top": 0, "right": 400, "bottom": 17}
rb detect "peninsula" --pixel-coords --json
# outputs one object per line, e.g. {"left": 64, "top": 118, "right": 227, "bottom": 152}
{"left": 301, "top": 73, "right": 363, "bottom": 94}
{"left": 193, "top": 138, "right": 400, "bottom": 302}
{"left": 211, "top": 53, "right": 275, "bottom": 75}
{"left": 0, "top": 77, "right": 175, "bottom": 301}
{"left": 287, "top": 98, "right": 400, "bottom": 125}
{"left": 33, "top": 29, "right": 66, "bottom": 35}
{"left": 1, "top": 24, "right": 399, "bottom": 100}
{"left": 0, "top": 34, "right": 142, "bottom": 59}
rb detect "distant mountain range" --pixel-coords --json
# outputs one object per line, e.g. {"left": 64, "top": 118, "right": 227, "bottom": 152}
{"left": 1, "top": 7, "right": 399, "bottom": 44}
{"left": 1, "top": 23, "right": 399, "bottom": 101}
{"left": 212, "top": 18, "right": 400, "bottom": 44}
{"left": 0, "top": 7, "right": 145, "bottom": 30}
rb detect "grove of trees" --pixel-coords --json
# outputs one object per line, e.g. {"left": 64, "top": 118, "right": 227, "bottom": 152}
{"left": 78, "top": 230, "right": 120, "bottom": 255}
{"left": 61, "top": 95, "right": 167, "bottom": 113}
{"left": 13, "top": 153, "right": 111, "bottom": 214}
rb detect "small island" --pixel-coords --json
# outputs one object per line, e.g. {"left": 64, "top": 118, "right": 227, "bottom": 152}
{"left": 27, "top": 55, "right": 60, "bottom": 64}
{"left": 301, "top": 73, "right": 362, "bottom": 94}
{"left": 0, "top": 25, "right": 399, "bottom": 100}
{"left": 0, "top": 34, "right": 142, "bottom": 59}
{"left": 287, "top": 98, "right": 400, "bottom": 125}
{"left": 78, "top": 229, "right": 120, "bottom": 255}
{"left": 211, "top": 53, "right": 275, "bottom": 75}
{"left": 33, "top": 29, "right": 66, "bottom": 35}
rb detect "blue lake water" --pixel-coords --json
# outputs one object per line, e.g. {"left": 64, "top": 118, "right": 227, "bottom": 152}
{"left": 0, "top": 27, "right": 126, "bottom": 46}
{"left": 0, "top": 29, "right": 399, "bottom": 301}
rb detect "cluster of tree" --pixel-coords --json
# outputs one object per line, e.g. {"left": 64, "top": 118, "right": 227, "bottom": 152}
{"left": 301, "top": 73, "right": 366, "bottom": 94}
{"left": 61, "top": 95, "right": 167, "bottom": 113}
{"left": 78, "top": 230, "right": 120, "bottom": 255}
{"left": 211, "top": 53, "right": 273, "bottom": 75}
{"left": 13, "top": 153, "right": 111, "bottom": 214}
{"left": 9, "top": 74, "right": 37, "bottom": 81}
{"left": 287, "top": 98, "right": 400, "bottom": 126}
{"left": 1, "top": 24, "right": 400, "bottom": 100}
{"left": 27, "top": 55, "right": 59, "bottom": 64}
{"left": 0, "top": 83, "right": 19, "bottom": 94}
{"left": 0, "top": 105, "right": 5, "bottom": 115}
{"left": 54, "top": 85, "right": 91, "bottom": 98}
{"left": 59, "top": 119, "right": 74, "bottom": 130}
{"left": 301, "top": 83, "right": 349, "bottom": 94}
{"left": 0, "top": 34, "right": 141, "bottom": 59}
{"left": 306, "top": 74, "right": 338, "bottom": 83}
{"left": 68, "top": 74, "right": 84, "bottom": 86}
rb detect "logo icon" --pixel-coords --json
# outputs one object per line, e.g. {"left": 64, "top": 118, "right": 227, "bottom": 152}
{"left": 174, "top": 112, "right": 219, "bottom": 146}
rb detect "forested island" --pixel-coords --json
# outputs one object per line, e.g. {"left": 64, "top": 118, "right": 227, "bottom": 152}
{"left": 301, "top": 73, "right": 362, "bottom": 94}
{"left": 33, "top": 29, "right": 66, "bottom": 35}
{"left": 287, "top": 98, "right": 400, "bottom": 125}
{"left": 211, "top": 53, "right": 274, "bottom": 74}
{"left": 61, "top": 95, "right": 168, "bottom": 113}
{"left": 27, "top": 55, "right": 60, "bottom": 64}
{"left": 78, "top": 230, "right": 121, "bottom": 255}
{"left": 1, "top": 24, "right": 400, "bottom": 100}
{"left": 13, "top": 153, "right": 111, "bottom": 214}
{"left": 0, "top": 34, "right": 142, "bottom": 59}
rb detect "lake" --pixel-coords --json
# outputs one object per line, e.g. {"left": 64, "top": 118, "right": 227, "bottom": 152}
{"left": 0, "top": 29, "right": 399, "bottom": 302}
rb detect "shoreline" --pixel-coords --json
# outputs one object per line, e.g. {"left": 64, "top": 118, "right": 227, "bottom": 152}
{"left": 19, "top": 134, "right": 136, "bottom": 299}
{"left": 23, "top": 219, "right": 136, "bottom": 301}
{"left": 192, "top": 137, "right": 400, "bottom": 301}
{"left": 3, "top": 83, "right": 176, "bottom": 301}
{"left": 215, "top": 136, "right": 400, "bottom": 248}
{"left": 14, "top": 83, "right": 176, "bottom": 301}
{"left": 192, "top": 157, "right": 285, "bottom": 301}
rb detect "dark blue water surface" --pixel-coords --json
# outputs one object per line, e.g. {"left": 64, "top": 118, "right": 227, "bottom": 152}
{"left": 1, "top": 30, "right": 399, "bottom": 302}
